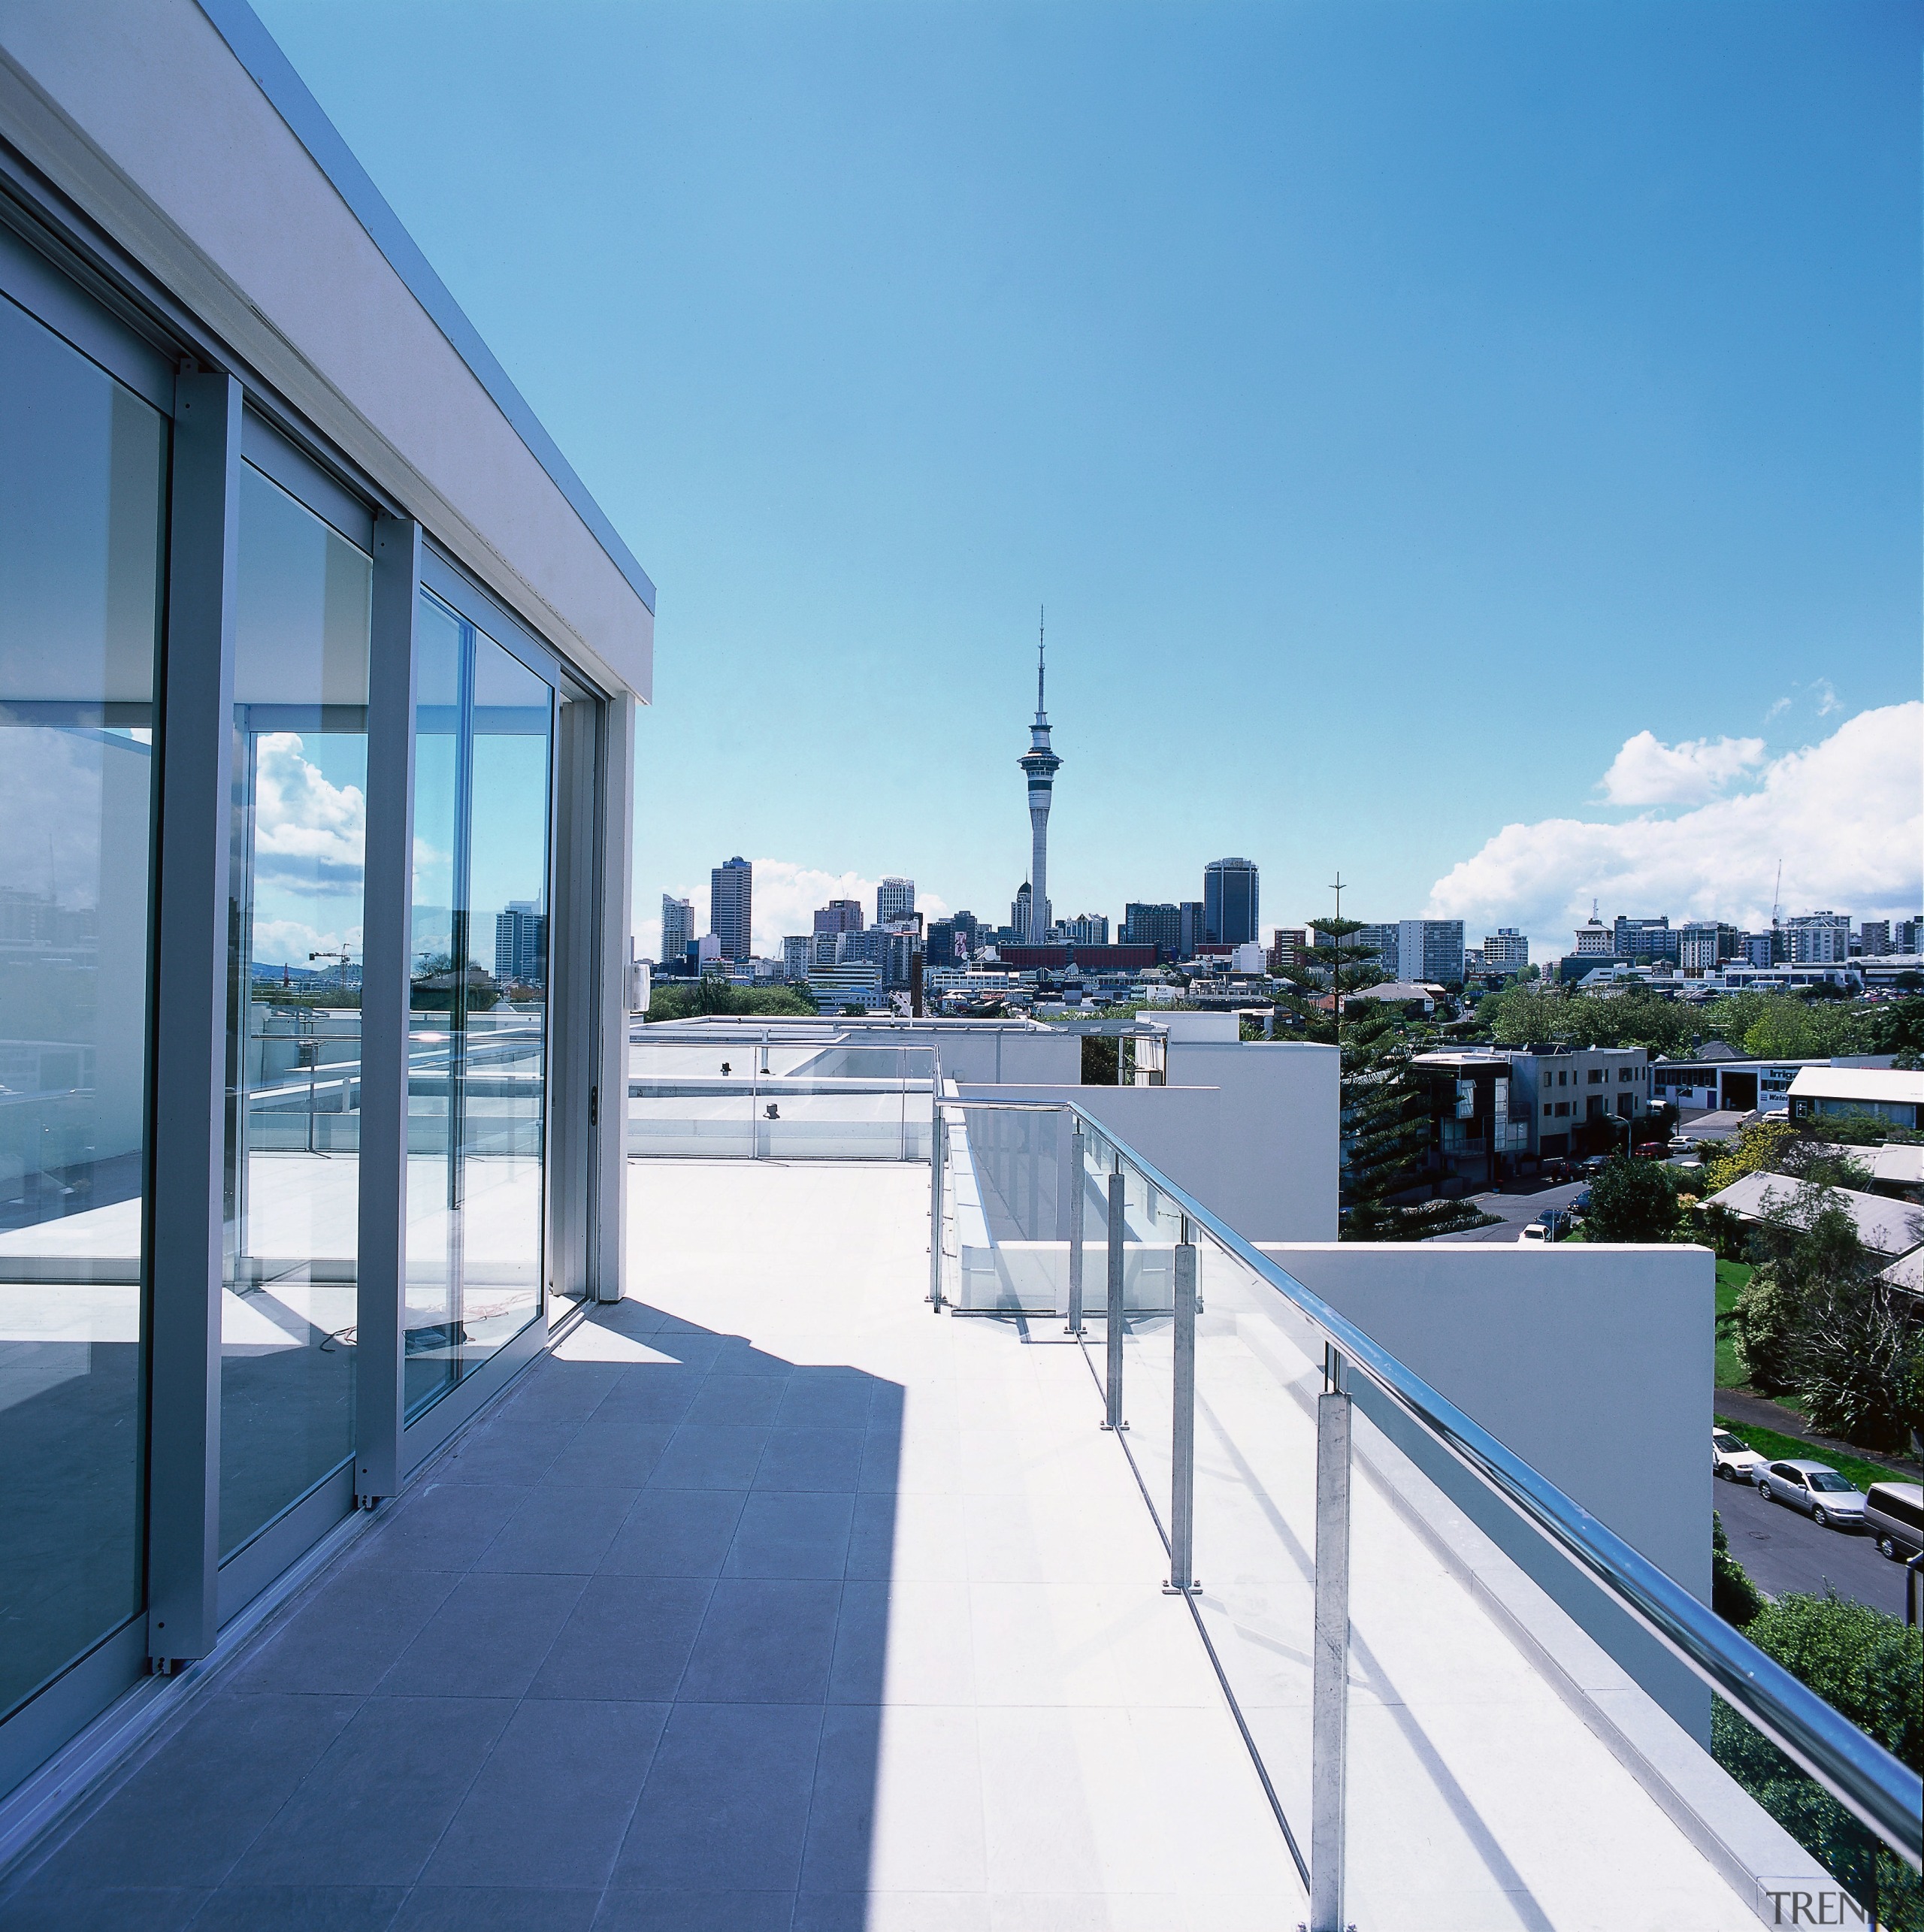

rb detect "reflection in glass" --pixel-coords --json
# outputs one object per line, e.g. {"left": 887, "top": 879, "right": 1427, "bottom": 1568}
{"left": 219, "top": 463, "right": 370, "bottom": 1556}
{"left": 406, "top": 594, "right": 552, "bottom": 1414}
{"left": 0, "top": 296, "right": 165, "bottom": 1716}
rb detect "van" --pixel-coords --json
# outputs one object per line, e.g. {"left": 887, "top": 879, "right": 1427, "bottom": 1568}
{"left": 1864, "top": 1482, "right": 1924, "bottom": 1562}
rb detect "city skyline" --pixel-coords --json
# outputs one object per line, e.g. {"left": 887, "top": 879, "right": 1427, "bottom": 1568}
{"left": 261, "top": 5, "right": 1920, "bottom": 975}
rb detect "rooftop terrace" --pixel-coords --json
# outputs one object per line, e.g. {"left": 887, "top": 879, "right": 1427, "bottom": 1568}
{"left": 5, "top": 1146, "right": 1898, "bottom": 1930}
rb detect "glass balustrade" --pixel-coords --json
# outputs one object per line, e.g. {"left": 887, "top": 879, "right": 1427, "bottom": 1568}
{"left": 931, "top": 1094, "right": 1923, "bottom": 1927}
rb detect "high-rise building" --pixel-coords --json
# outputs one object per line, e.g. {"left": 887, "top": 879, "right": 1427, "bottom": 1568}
{"left": 1612, "top": 916, "right": 1677, "bottom": 963}
{"left": 1202, "top": 858, "right": 1259, "bottom": 946}
{"left": 1179, "top": 901, "right": 1206, "bottom": 958}
{"left": 1738, "top": 930, "right": 1777, "bottom": 969}
{"left": 813, "top": 900, "right": 864, "bottom": 936}
{"left": 1785, "top": 912, "right": 1851, "bottom": 965}
{"left": 494, "top": 901, "right": 547, "bottom": 986}
{"left": 1397, "top": 919, "right": 1466, "bottom": 984}
{"left": 1121, "top": 903, "right": 1181, "bottom": 954}
{"left": 661, "top": 894, "right": 694, "bottom": 966}
{"left": 1266, "top": 927, "right": 1308, "bottom": 972}
{"left": 1354, "top": 924, "right": 1399, "bottom": 978}
{"left": 1061, "top": 914, "right": 1109, "bottom": 945}
{"left": 1856, "top": 921, "right": 1892, "bottom": 958}
{"left": 876, "top": 877, "right": 915, "bottom": 925}
{"left": 709, "top": 856, "right": 752, "bottom": 961}
{"left": 781, "top": 935, "right": 812, "bottom": 981}
{"left": 1573, "top": 911, "right": 1612, "bottom": 955}
{"left": 1677, "top": 922, "right": 1741, "bottom": 973}
{"left": 1017, "top": 630, "right": 1061, "bottom": 943}
{"left": 1013, "top": 882, "right": 1046, "bottom": 938}
{"left": 1897, "top": 918, "right": 1924, "bottom": 954}
{"left": 1482, "top": 929, "right": 1529, "bottom": 972}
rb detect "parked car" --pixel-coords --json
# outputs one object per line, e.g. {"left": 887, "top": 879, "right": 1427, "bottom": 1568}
{"left": 1572, "top": 1188, "right": 1593, "bottom": 1213}
{"left": 1712, "top": 1429, "right": 1766, "bottom": 1483}
{"left": 1518, "top": 1223, "right": 1551, "bottom": 1244}
{"left": 1668, "top": 1135, "right": 1696, "bottom": 1153}
{"left": 1863, "top": 1482, "right": 1924, "bottom": 1562}
{"left": 1757, "top": 1459, "right": 1868, "bottom": 1529}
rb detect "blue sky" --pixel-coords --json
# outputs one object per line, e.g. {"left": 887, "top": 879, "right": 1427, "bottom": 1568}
{"left": 256, "top": 0, "right": 1922, "bottom": 958}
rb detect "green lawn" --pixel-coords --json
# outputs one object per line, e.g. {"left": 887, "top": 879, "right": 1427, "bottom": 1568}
{"left": 1714, "top": 1259, "right": 1752, "bottom": 1389}
{"left": 1712, "top": 1416, "right": 1908, "bottom": 1495}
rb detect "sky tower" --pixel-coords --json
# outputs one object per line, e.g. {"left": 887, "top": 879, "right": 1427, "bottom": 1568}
{"left": 1018, "top": 611, "right": 1060, "bottom": 944}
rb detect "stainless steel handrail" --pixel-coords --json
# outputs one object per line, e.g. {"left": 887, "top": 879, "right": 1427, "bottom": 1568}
{"left": 936, "top": 1094, "right": 1924, "bottom": 1867}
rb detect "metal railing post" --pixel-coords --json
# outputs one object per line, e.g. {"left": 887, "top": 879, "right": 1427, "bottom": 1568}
{"left": 928, "top": 1100, "right": 945, "bottom": 1312}
{"left": 1310, "top": 1347, "right": 1352, "bottom": 1932}
{"left": 1066, "top": 1124, "right": 1085, "bottom": 1335}
{"left": 1166, "top": 1232, "right": 1199, "bottom": 1593}
{"left": 1103, "top": 1165, "right": 1126, "bottom": 1430}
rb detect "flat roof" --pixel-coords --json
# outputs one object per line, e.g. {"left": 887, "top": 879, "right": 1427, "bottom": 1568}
{"left": 1787, "top": 1066, "right": 1924, "bottom": 1105}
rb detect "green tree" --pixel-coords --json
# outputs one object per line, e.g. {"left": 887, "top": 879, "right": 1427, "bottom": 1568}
{"left": 1699, "top": 1120, "right": 1798, "bottom": 1195}
{"left": 1581, "top": 1155, "right": 1679, "bottom": 1242}
{"left": 645, "top": 976, "right": 818, "bottom": 1023}
{"left": 1711, "top": 1511, "right": 1762, "bottom": 1628}
{"left": 1711, "top": 1592, "right": 1923, "bottom": 1930}
{"left": 1338, "top": 1005, "right": 1450, "bottom": 1240}
{"left": 1741, "top": 999, "right": 1820, "bottom": 1060}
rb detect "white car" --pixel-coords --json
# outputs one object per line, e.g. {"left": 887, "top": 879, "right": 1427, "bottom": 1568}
{"left": 1711, "top": 1429, "right": 1766, "bottom": 1483}
{"left": 1518, "top": 1223, "right": 1551, "bottom": 1244}
{"left": 1757, "top": 1459, "right": 1868, "bottom": 1529}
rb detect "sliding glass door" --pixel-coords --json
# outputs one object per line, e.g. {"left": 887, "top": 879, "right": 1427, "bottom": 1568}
{"left": 407, "top": 591, "right": 558, "bottom": 1413}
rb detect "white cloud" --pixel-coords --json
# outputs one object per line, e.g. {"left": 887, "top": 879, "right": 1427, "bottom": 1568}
{"left": 253, "top": 733, "right": 365, "bottom": 892}
{"left": 1598, "top": 730, "right": 1766, "bottom": 806}
{"left": 1814, "top": 679, "right": 1843, "bottom": 717}
{"left": 1426, "top": 701, "right": 1923, "bottom": 959}
{"left": 253, "top": 917, "right": 363, "bottom": 971}
{"left": 634, "top": 862, "right": 952, "bottom": 962}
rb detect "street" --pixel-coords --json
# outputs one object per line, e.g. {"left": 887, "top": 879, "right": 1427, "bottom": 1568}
{"left": 1426, "top": 1178, "right": 1590, "bottom": 1244}
{"left": 1714, "top": 1471, "right": 1914, "bottom": 1619}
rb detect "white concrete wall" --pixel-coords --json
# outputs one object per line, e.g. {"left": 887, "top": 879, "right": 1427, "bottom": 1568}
{"left": 0, "top": 0, "right": 652, "bottom": 697}
{"left": 1256, "top": 1239, "right": 1714, "bottom": 1733}
{"left": 958, "top": 1036, "right": 1338, "bottom": 1242}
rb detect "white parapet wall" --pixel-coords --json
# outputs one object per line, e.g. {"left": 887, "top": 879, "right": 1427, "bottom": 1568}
{"left": 955, "top": 1038, "right": 1338, "bottom": 1244}
{"left": 1259, "top": 1239, "right": 1714, "bottom": 1736}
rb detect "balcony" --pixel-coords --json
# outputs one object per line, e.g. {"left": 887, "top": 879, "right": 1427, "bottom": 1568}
{"left": 0, "top": 1044, "right": 1915, "bottom": 1929}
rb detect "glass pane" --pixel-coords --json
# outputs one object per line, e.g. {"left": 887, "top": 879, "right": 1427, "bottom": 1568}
{"left": 405, "top": 593, "right": 463, "bottom": 1412}
{"left": 461, "top": 633, "right": 551, "bottom": 1366}
{"left": 0, "top": 295, "right": 165, "bottom": 1715}
{"left": 404, "top": 601, "right": 553, "bottom": 1413}
{"left": 219, "top": 462, "right": 370, "bottom": 1556}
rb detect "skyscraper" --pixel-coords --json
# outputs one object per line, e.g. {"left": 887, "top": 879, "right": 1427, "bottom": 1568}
{"left": 813, "top": 900, "right": 864, "bottom": 936}
{"left": 1017, "top": 623, "right": 1060, "bottom": 944}
{"left": 660, "top": 894, "right": 694, "bottom": 966}
{"left": 876, "top": 877, "right": 915, "bottom": 924}
{"left": 494, "top": 902, "right": 547, "bottom": 986}
{"left": 709, "top": 856, "right": 752, "bottom": 961}
{"left": 1202, "top": 858, "right": 1259, "bottom": 946}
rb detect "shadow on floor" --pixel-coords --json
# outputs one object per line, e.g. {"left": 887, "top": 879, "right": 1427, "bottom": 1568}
{"left": 0, "top": 1297, "right": 904, "bottom": 1932}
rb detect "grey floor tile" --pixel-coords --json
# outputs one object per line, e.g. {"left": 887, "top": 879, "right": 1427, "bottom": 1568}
{"left": 498, "top": 1363, "right": 625, "bottom": 1423}
{"left": 377, "top": 1571, "right": 588, "bottom": 1698}
{"left": 595, "top": 1368, "right": 702, "bottom": 1423}
{"left": 858, "top": 1429, "right": 906, "bottom": 1494}
{"left": 609, "top": 1704, "right": 821, "bottom": 1893}
{"left": 823, "top": 1582, "right": 891, "bottom": 1705}
{"left": 796, "top": 1704, "right": 886, "bottom": 1894}
{"left": 394, "top": 1887, "right": 601, "bottom": 1930}
{"left": 600, "top": 1491, "right": 747, "bottom": 1577}
{"left": 420, "top": 1698, "right": 667, "bottom": 1888}
{"left": 556, "top": 1417, "right": 676, "bottom": 1483}
{"left": 230, "top": 1568, "right": 463, "bottom": 1696}
{"left": 678, "top": 1579, "right": 841, "bottom": 1704}
{"left": 723, "top": 1492, "right": 855, "bottom": 1580}
{"left": 843, "top": 1492, "right": 902, "bottom": 1578}
{"left": 189, "top": 1883, "right": 405, "bottom": 1930}
{"left": 649, "top": 1426, "right": 768, "bottom": 1491}
{"left": 29, "top": 1692, "right": 362, "bottom": 1888}
{"left": 438, "top": 1418, "right": 581, "bottom": 1487}
{"left": 774, "top": 1375, "right": 875, "bottom": 1429}
{"left": 754, "top": 1427, "right": 864, "bottom": 1493}
{"left": 591, "top": 1891, "right": 794, "bottom": 1931}
{"left": 685, "top": 1374, "right": 788, "bottom": 1426}
{"left": 473, "top": 1484, "right": 639, "bottom": 1575}
{"left": 357, "top": 1483, "right": 531, "bottom": 1572}
{"left": 230, "top": 1696, "right": 513, "bottom": 1887}
{"left": 0, "top": 1886, "right": 208, "bottom": 1931}
{"left": 707, "top": 1340, "right": 792, "bottom": 1378}
{"left": 531, "top": 1576, "right": 712, "bottom": 1701}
